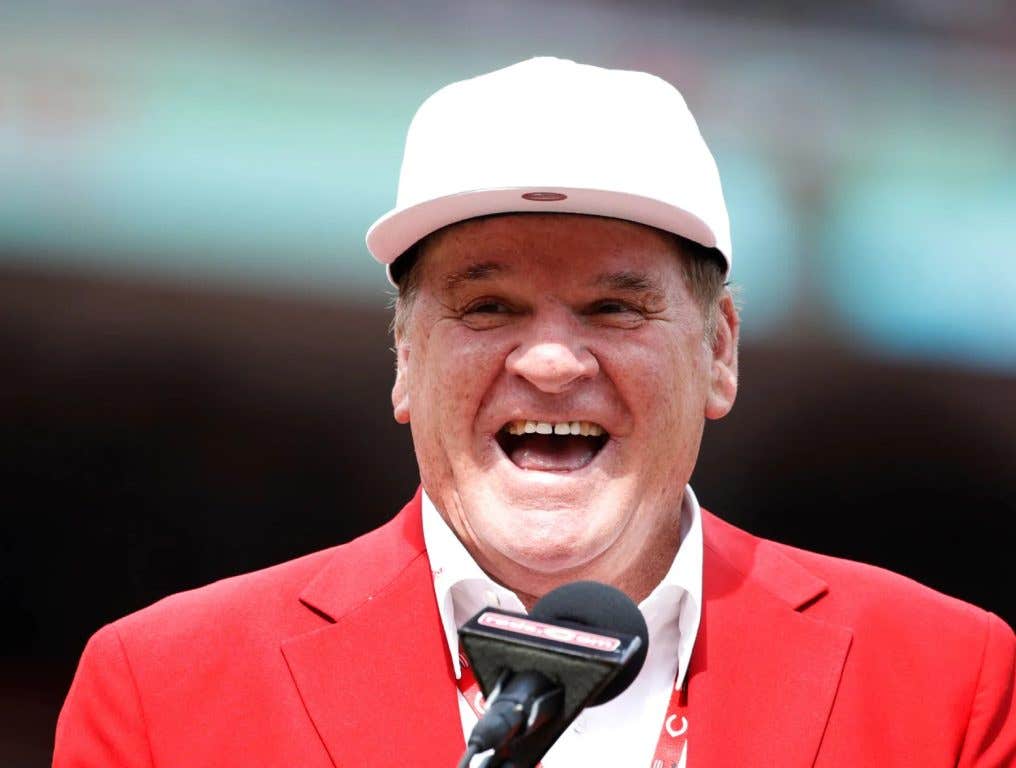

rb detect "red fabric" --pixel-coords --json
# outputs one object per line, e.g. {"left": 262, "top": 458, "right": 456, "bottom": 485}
{"left": 55, "top": 490, "right": 1015, "bottom": 767}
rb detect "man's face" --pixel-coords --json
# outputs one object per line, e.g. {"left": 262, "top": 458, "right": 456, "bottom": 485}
{"left": 392, "top": 214, "right": 738, "bottom": 594}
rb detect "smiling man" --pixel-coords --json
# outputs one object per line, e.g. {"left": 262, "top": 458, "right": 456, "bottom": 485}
{"left": 56, "top": 57, "right": 1013, "bottom": 768}
{"left": 389, "top": 213, "right": 735, "bottom": 611}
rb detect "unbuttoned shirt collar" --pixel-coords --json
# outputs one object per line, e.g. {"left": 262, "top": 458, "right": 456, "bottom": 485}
{"left": 421, "top": 486, "right": 703, "bottom": 690}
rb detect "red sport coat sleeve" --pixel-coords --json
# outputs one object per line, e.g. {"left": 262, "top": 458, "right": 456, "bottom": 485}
{"left": 55, "top": 624, "right": 154, "bottom": 768}
{"left": 956, "top": 612, "right": 1016, "bottom": 768}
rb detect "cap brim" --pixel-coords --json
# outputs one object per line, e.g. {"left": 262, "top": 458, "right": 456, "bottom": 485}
{"left": 366, "top": 187, "right": 728, "bottom": 285}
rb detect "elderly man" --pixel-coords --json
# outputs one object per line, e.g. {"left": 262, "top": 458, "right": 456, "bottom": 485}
{"left": 56, "top": 58, "right": 1013, "bottom": 768}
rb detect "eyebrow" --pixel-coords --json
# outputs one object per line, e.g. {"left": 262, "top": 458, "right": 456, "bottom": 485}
{"left": 442, "top": 261, "right": 510, "bottom": 290}
{"left": 593, "top": 270, "right": 664, "bottom": 296}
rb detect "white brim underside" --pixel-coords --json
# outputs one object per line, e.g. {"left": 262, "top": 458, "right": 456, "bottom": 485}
{"left": 365, "top": 187, "right": 726, "bottom": 285}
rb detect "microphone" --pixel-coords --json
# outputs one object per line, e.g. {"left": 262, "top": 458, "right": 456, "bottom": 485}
{"left": 456, "top": 581, "right": 649, "bottom": 768}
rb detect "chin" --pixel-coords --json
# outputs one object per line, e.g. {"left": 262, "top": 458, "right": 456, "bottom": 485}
{"left": 494, "top": 540, "right": 600, "bottom": 576}
{"left": 485, "top": 508, "right": 619, "bottom": 575}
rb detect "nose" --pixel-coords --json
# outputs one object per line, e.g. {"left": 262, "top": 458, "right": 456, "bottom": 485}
{"left": 505, "top": 316, "right": 599, "bottom": 394}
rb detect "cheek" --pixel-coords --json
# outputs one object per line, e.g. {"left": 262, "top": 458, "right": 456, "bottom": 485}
{"left": 411, "top": 326, "right": 511, "bottom": 441}
{"left": 603, "top": 333, "right": 710, "bottom": 436}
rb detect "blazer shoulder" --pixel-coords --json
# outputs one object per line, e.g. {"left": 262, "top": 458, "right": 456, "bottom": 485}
{"left": 110, "top": 494, "right": 425, "bottom": 649}
{"left": 112, "top": 545, "right": 339, "bottom": 648}
{"left": 746, "top": 523, "right": 1016, "bottom": 762}
{"left": 774, "top": 536, "right": 1003, "bottom": 632}
{"left": 703, "top": 509, "right": 1012, "bottom": 645}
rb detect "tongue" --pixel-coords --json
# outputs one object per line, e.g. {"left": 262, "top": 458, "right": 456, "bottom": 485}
{"left": 508, "top": 434, "right": 599, "bottom": 471}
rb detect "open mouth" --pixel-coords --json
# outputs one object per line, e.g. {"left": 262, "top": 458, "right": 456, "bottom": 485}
{"left": 495, "top": 420, "right": 610, "bottom": 472}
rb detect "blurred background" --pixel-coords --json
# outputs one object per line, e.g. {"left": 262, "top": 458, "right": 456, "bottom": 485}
{"left": 3, "top": 1, "right": 1015, "bottom": 764}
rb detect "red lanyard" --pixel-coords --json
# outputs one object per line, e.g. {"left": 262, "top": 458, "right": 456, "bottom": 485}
{"left": 457, "top": 653, "right": 688, "bottom": 767}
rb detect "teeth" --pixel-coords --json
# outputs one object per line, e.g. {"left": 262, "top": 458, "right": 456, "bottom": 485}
{"left": 503, "top": 420, "right": 606, "bottom": 437}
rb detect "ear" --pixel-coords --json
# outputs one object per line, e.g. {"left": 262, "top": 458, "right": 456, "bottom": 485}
{"left": 705, "top": 290, "right": 739, "bottom": 421}
{"left": 391, "top": 333, "right": 411, "bottom": 424}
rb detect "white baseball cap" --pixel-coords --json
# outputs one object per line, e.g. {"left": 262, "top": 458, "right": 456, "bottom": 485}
{"left": 366, "top": 56, "right": 732, "bottom": 281}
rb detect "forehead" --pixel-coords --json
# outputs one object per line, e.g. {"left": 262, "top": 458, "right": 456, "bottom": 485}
{"left": 415, "top": 213, "right": 686, "bottom": 287}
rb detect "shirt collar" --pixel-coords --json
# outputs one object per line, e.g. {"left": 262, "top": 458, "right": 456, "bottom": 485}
{"left": 421, "top": 487, "right": 703, "bottom": 687}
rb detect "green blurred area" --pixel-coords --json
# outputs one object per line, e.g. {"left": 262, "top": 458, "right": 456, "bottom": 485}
{"left": 2, "top": 1, "right": 1014, "bottom": 364}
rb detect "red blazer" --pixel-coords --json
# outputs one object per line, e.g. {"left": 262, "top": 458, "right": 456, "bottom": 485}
{"left": 55, "top": 491, "right": 1015, "bottom": 767}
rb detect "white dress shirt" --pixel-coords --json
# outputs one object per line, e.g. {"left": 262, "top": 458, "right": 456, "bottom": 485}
{"left": 421, "top": 487, "right": 703, "bottom": 768}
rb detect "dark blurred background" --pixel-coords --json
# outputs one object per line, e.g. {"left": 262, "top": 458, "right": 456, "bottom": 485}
{"left": 3, "top": 1, "right": 1015, "bottom": 765}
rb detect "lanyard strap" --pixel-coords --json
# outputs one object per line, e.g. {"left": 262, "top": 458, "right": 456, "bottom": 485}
{"left": 457, "top": 654, "right": 688, "bottom": 767}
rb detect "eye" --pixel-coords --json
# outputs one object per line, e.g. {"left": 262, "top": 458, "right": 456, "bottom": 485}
{"left": 584, "top": 298, "right": 648, "bottom": 329}
{"left": 592, "top": 300, "right": 632, "bottom": 314}
{"left": 459, "top": 297, "right": 517, "bottom": 330}
{"left": 465, "top": 300, "right": 511, "bottom": 315}
{"left": 588, "top": 299, "right": 643, "bottom": 316}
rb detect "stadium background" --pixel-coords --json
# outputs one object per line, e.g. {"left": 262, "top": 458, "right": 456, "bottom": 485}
{"left": 2, "top": 1, "right": 1014, "bottom": 764}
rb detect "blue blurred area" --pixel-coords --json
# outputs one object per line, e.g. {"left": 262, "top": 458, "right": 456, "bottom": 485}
{"left": 824, "top": 134, "right": 1016, "bottom": 368}
{"left": 2, "top": 1, "right": 1014, "bottom": 368}
{"left": 712, "top": 145, "right": 801, "bottom": 333}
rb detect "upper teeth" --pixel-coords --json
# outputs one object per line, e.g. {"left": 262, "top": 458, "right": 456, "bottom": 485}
{"left": 504, "top": 420, "right": 605, "bottom": 437}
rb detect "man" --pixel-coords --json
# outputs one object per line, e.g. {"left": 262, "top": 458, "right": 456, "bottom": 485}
{"left": 56, "top": 57, "right": 1013, "bottom": 767}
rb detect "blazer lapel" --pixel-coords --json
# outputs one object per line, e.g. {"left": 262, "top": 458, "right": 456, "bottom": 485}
{"left": 280, "top": 498, "right": 852, "bottom": 767}
{"left": 281, "top": 493, "right": 465, "bottom": 767}
{"left": 690, "top": 513, "right": 853, "bottom": 767}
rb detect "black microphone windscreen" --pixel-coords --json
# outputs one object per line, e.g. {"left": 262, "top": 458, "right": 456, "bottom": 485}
{"left": 531, "top": 581, "right": 649, "bottom": 704}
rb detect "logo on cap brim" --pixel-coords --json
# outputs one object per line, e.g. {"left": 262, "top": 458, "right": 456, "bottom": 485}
{"left": 522, "top": 192, "right": 568, "bottom": 201}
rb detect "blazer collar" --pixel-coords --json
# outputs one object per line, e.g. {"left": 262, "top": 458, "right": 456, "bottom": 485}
{"left": 297, "top": 487, "right": 427, "bottom": 622}
{"left": 690, "top": 510, "right": 853, "bottom": 767}
{"left": 281, "top": 489, "right": 465, "bottom": 767}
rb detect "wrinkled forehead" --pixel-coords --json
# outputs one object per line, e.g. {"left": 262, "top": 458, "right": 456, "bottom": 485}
{"left": 405, "top": 213, "right": 690, "bottom": 290}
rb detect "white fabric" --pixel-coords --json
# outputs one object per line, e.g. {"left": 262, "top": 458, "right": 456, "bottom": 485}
{"left": 366, "top": 56, "right": 732, "bottom": 281}
{"left": 422, "top": 487, "right": 702, "bottom": 768}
